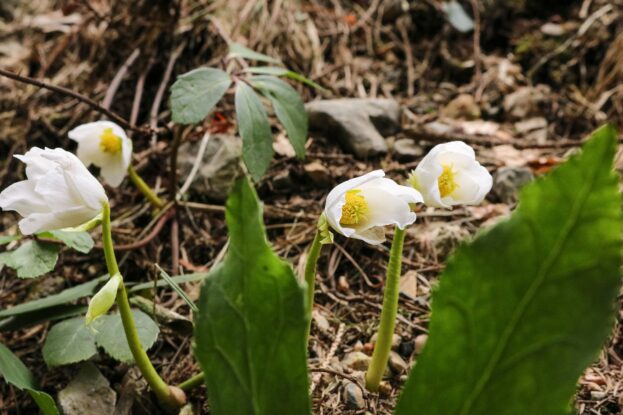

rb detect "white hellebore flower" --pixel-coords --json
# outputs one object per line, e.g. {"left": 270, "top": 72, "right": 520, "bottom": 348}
{"left": 324, "top": 170, "right": 423, "bottom": 245}
{"left": 68, "top": 121, "right": 132, "bottom": 187}
{"left": 0, "top": 147, "right": 108, "bottom": 235}
{"left": 410, "top": 141, "right": 492, "bottom": 208}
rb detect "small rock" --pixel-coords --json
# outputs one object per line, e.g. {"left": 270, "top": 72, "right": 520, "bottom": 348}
{"left": 341, "top": 351, "right": 371, "bottom": 371}
{"left": 541, "top": 22, "right": 565, "bottom": 36}
{"left": 378, "top": 381, "right": 392, "bottom": 396}
{"left": 420, "top": 223, "right": 469, "bottom": 259}
{"left": 503, "top": 85, "right": 550, "bottom": 120}
{"left": 393, "top": 139, "right": 424, "bottom": 160}
{"left": 441, "top": 94, "right": 481, "bottom": 120}
{"left": 371, "top": 333, "right": 402, "bottom": 351}
{"left": 493, "top": 166, "right": 534, "bottom": 204}
{"left": 304, "top": 161, "right": 331, "bottom": 186}
{"left": 306, "top": 98, "right": 402, "bottom": 157}
{"left": 177, "top": 134, "right": 243, "bottom": 201}
{"left": 388, "top": 351, "right": 408, "bottom": 374}
{"left": 414, "top": 334, "right": 428, "bottom": 354}
{"left": 342, "top": 382, "right": 365, "bottom": 409}
{"left": 398, "top": 340, "right": 415, "bottom": 358}
{"left": 58, "top": 363, "right": 117, "bottom": 415}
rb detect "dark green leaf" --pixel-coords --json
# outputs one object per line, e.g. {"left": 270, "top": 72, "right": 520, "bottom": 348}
{"left": 170, "top": 68, "right": 232, "bottom": 124}
{"left": 235, "top": 82, "right": 274, "bottom": 181}
{"left": 251, "top": 75, "right": 308, "bottom": 159}
{"left": 395, "top": 125, "right": 622, "bottom": 415}
{"left": 0, "top": 276, "right": 106, "bottom": 318}
{"left": 0, "top": 240, "right": 59, "bottom": 279}
{"left": 0, "top": 342, "right": 60, "bottom": 415}
{"left": 43, "top": 317, "right": 97, "bottom": 367}
{"left": 195, "top": 177, "right": 311, "bottom": 415}
{"left": 228, "top": 43, "right": 280, "bottom": 64}
{"left": 38, "top": 230, "right": 94, "bottom": 253}
{"left": 244, "top": 67, "right": 327, "bottom": 91}
{"left": 93, "top": 309, "right": 159, "bottom": 363}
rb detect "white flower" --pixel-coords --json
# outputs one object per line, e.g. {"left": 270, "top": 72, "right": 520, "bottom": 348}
{"left": 324, "top": 170, "right": 423, "bottom": 245}
{"left": 409, "top": 141, "right": 492, "bottom": 208}
{"left": 0, "top": 147, "right": 108, "bottom": 235}
{"left": 68, "top": 121, "right": 132, "bottom": 187}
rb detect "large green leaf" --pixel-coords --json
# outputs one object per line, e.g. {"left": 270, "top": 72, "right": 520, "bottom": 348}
{"left": 170, "top": 68, "right": 232, "bottom": 124}
{"left": 235, "top": 82, "right": 274, "bottom": 181}
{"left": 194, "top": 177, "right": 311, "bottom": 415}
{"left": 42, "top": 317, "right": 97, "bottom": 367}
{"left": 228, "top": 43, "right": 280, "bottom": 64}
{"left": 394, "top": 125, "right": 622, "bottom": 415}
{"left": 38, "top": 230, "right": 94, "bottom": 253}
{"left": 0, "top": 240, "right": 59, "bottom": 279}
{"left": 251, "top": 75, "right": 308, "bottom": 159}
{"left": 0, "top": 342, "right": 60, "bottom": 415}
{"left": 93, "top": 310, "right": 160, "bottom": 363}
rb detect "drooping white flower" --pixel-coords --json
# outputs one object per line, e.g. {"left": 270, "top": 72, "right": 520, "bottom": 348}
{"left": 409, "top": 141, "right": 492, "bottom": 208}
{"left": 0, "top": 147, "right": 108, "bottom": 235}
{"left": 68, "top": 121, "right": 132, "bottom": 187}
{"left": 324, "top": 170, "right": 423, "bottom": 245}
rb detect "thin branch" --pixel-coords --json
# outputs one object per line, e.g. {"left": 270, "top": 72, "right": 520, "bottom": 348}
{"left": 0, "top": 67, "right": 151, "bottom": 136}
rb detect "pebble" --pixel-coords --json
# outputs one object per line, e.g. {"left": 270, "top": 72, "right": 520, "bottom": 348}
{"left": 341, "top": 351, "right": 371, "bottom": 371}
{"left": 342, "top": 381, "right": 366, "bottom": 409}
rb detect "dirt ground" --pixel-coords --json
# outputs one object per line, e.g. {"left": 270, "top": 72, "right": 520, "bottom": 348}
{"left": 1, "top": 0, "right": 623, "bottom": 414}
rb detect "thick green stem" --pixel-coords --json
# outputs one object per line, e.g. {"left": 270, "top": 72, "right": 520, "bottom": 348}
{"left": 127, "top": 165, "right": 165, "bottom": 209}
{"left": 304, "top": 230, "right": 323, "bottom": 342}
{"left": 365, "top": 226, "right": 406, "bottom": 392}
{"left": 178, "top": 372, "right": 205, "bottom": 391}
{"left": 101, "top": 203, "right": 185, "bottom": 409}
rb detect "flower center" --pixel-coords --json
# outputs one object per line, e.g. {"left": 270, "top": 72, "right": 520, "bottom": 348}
{"left": 340, "top": 189, "right": 369, "bottom": 226}
{"left": 438, "top": 164, "right": 459, "bottom": 197}
{"left": 99, "top": 128, "right": 122, "bottom": 154}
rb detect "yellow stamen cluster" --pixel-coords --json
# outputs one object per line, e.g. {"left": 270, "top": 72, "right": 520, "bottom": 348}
{"left": 438, "top": 164, "right": 459, "bottom": 197}
{"left": 340, "top": 189, "right": 369, "bottom": 226}
{"left": 99, "top": 128, "right": 122, "bottom": 154}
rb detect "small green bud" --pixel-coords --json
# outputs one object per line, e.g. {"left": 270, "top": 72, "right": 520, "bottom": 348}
{"left": 317, "top": 214, "right": 334, "bottom": 245}
{"left": 85, "top": 273, "right": 122, "bottom": 325}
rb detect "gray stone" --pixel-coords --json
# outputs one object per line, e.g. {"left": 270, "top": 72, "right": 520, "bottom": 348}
{"left": 342, "top": 381, "right": 366, "bottom": 409}
{"left": 393, "top": 139, "right": 424, "bottom": 160}
{"left": 493, "top": 166, "right": 535, "bottom": 204}
{"left": 177, "top": 134, "right": 243, "bottom": 201}
{"left": 388, "top": 351, "right": 408, "bottom": 374}
{"left": 341, "top": 351, "right": 371, "bottom": 371}
{"left": 58, "top": 363, "right": 116, "bottom": 415}
{"left": 306, "top": 98, "right": 401, "bottom": 158}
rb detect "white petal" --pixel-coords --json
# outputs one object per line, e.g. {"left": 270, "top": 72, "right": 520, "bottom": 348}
{"left": 357, "top": 187, "right": 417, "bottom": 230}
{"left": 14, "top": 147, "right": 57, "bottom": 180}
{"left": 75, "top": 136, "right": 101, "bottom": 166}
{"left": 451, "top": 164, "right": 492, "bottom": 205}
{"left": 360, "top": 177, "right": 423, "bottom": 204}
{"left": 18, "top": 206, "right": 97, "bottom": 235}
{"left": 351, "top": 227, "right": 386, "bottom": 245}
{"left": 35, "top": 169, "right": 84, "bottom": 211}
{"left": 414, "top": 164, "right": 448, "bottom": 208}
{"left": 100, "top": 156, "right": 128, "bottom": 187}
{"left": 0, "top": 180, "right": 49, "bottom": 217}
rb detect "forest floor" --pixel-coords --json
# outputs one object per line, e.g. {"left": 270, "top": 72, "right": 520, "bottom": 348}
{"left": 1, "top": 0, "right": 623, "bottom": 414}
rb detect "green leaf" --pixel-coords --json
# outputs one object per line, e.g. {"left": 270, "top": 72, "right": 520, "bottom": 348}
{"left": 155, "top": 264, "right": 198, "bottom": 312}
{"left": 228, "top": 42, "right": 280, "bottom": 64}
{"left": 170, "top": 68, "right": 232, "bottom": 124}
{"left": 0, "top": 343, "right": 59, "bottom": 415}
{"left": 194, "top": 177, "right": 311, "bottom": 415}
{"left": 0, "top": 240, "right": 59, "bottom": 279}
{"left": 250, "top": 75, "right": 308, "bottom": 159}
{"left": 394, "top": 125, "right": 622, "bottom": 415}
{"left": 43, "top": 317, "right": 97, "bottom": 367}
{"left": 0, "top": 276, "right": 106, "bottom": 318}
{"left": 0, "top": 235, "right": 20, "bottom": 245}
{"left": 0, "top": 305, "right": 87, "bottom": 332}
{"left": 235, "top": 82, "right": 274, "bottom": 181}
{"left": 38, "top": 230, "right": 94, "bottom": 254}
{"left": 244, "top": 67, "right": 327, "bottom": 92}
{"left": 93, "top": 310, "right": 159, "bottom": 363}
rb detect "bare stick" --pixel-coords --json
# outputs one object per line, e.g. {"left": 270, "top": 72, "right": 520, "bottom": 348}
{"left": 102, "top": 48, "right": 141, "bottom": 110}
{"left": 0, "top": 67, "right": 150, "bottom": 135}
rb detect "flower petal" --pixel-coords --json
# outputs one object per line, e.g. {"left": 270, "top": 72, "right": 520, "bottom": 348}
{"left": 358, "top": 187, "right": 417, "bottom": 230}
{"left": 0, "top": 180, "right": 49, "bottom": 217}
{"left": 100, "top": 155, "right": 128, "bottom": 187}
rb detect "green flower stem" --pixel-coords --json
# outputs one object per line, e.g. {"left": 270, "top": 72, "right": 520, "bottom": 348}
{"left": 127, "top": 165, "right": 165, "bottom": 209}
{"left": 304, "top": 229, "right": 323, "bottom": 341}
{"left": 101, "top": 203, "right": 185, "bottom": 409}
{"left": 365, "top": 226, "right": 406, "bottom": 392}
{"left": 178, "top": 372, "right": 205, "bottom": 391}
